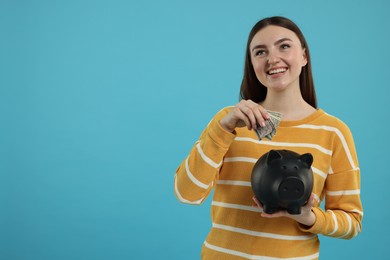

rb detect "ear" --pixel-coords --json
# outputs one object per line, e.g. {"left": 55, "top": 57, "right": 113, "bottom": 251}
{"left": 299, "top": 153, "right": 313, "bottom": 168}
{"left": 266, "top": 150, "right": 282, "bottom": 165}
{"left": 301, "top": 48, "right": 308, "bottom": 67}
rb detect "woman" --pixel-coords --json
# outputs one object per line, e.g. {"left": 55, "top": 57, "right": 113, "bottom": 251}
{"left": 174, "top": 16, "right": 363, "bottom": 259}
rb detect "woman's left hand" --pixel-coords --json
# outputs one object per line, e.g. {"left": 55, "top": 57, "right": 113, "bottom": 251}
{"left": 252, "top": 194, "right": 316, "bottom": 227}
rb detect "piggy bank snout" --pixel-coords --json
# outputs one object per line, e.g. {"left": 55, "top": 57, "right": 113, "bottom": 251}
{"left": 278, "top": 177, "right": 305, "bottom": 200}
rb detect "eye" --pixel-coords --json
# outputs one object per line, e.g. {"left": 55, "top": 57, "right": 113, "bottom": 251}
{"left": 254, "top": 49, "right": 267, "bottom": 56}
{"left": 280, "top": 44, "right": 290, "bottom": 50}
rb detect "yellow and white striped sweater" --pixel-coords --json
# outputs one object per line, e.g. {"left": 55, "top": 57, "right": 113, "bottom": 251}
{"left": 174, "top": 107, "right": 363, "bottom": 259}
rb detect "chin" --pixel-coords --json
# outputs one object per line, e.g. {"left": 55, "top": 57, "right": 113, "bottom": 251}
{"left": 267, "top": 83, "right": 289, "bottom": 91}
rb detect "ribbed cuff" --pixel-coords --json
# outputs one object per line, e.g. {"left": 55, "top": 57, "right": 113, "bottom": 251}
{"left": 298, "top": 207, "right": 324, "bottom": 234}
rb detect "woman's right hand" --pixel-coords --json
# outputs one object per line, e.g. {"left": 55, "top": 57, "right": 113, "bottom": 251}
{"left": 219, "top": 100, "right": 270, "bottom": 133}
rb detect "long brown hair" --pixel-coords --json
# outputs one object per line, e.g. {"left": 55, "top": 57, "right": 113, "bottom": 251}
{"left": 239, "top": 16, "right": 317, "bottom": 108}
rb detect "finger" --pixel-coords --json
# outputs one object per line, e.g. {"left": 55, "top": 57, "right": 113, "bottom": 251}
{"left": 262, "top": 211, "right": 286, "bottom": 218}
{"left": 252, "top": 196, "right": 262, "bottom": 207}
{"left": 308, "top": 193, "right": 316, "bottom": 206}
{"left": 246, "top": 100, "right": 269, "bottom": 128}
{"left": 258, "top": 105, "right": 270, "bottom": 120}
{"left": 236, "top": 109, "right": 253, "bottom": 130}
{"left": 241, "top": 106, "right": 258, "bottom": 130}
{"left": 231, "top": 106, "right": 252, "bottom": 130}
{"left": 302, "top": 194, "right": 315, "bottom": 211}
{"left": 254, "top": 106, "right": 267, "bottom": 128}
{"left": 236, "top": 104, "right": 255, "bottom": 130}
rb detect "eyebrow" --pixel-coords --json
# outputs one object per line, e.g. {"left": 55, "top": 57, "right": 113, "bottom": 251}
{"left": 251, "top": 38, "right": 293, "bottom": 52}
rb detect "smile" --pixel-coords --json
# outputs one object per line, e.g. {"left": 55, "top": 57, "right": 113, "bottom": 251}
{"left": 267, "top": 68, "right": 288, "bottom": 75}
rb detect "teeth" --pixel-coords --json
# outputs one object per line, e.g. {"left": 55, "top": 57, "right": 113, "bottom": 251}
{"left": 269, "top": 68, "right": 287, "bottom": 75}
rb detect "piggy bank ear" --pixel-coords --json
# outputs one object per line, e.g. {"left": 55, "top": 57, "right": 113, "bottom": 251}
{"left": 266, "top": 150, "right": 282, "bottom": 165}
{"left": 299, "top": 153, "right": 313, "bottom": 168}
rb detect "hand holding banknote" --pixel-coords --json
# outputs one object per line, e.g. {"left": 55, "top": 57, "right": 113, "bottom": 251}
{"left": 254, "top": 110, "right": 282, "bottom": 140}
{"left": 220, "top": 100, "right": 282, "bottom": 141}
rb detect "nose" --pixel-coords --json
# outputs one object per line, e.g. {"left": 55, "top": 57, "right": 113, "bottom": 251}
{"left": 278, "top": 177, "right": 304, "bottom": 200}
{"left": 267, "top": 51, "right": 280, "bottom": 64}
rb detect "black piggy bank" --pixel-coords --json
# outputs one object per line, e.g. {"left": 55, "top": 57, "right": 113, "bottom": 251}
{"left": 251, "top": 149, "right": 314, "bottom": 215}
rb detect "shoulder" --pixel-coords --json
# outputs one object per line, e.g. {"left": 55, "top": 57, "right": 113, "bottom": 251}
{"left": 317, "top": 109, "right": 352, "bottom": 132}
{"left": 318, "top": 110, "right": 359, "bottom": 169}
{"left": 212, "top": 106, "right": 234, "bottom": 120}
{"left": 202, "top": 106, "right": 234, "bottom": 130}
{"left": 316, "top": 109, "right": 356, "bottom": 145}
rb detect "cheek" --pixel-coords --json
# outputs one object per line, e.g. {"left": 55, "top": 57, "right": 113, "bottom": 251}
{"left": 252, "top": 62, "right": 268, "bottom": 85}
{"left": 252, "top": 61, "right": 265, "bottom": 75}
{"left": 287, "top": 51, "right": 306, "bottom": 67}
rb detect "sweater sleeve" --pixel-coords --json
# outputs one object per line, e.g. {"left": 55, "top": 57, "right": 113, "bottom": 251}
{"left": 174, "top": 108, "right": 236, "bottom": 204}
{"left": 300, "top": 121, "right": 363, "bottom": 239}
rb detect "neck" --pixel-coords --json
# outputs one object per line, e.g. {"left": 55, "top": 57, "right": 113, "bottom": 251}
{"left": 260, "top": 86, "right": 315, "bottom": 121}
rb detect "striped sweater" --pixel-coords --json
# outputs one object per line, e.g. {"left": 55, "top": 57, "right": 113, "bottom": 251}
{"left": 174, "top": 107, "right": 363, "bottom": 259}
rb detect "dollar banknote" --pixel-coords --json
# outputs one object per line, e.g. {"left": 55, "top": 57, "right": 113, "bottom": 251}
{"left": 254, "top": 110, "right": 282, "bottom": 140}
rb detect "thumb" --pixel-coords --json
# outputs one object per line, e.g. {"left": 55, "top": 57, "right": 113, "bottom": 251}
{"left": 306, "top": 193, "right": 316, "bottom": 207}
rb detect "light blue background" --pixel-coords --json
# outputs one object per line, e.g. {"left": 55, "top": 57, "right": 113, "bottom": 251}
{"left": 1, "top": 0, "right": 388, "bottom": 259}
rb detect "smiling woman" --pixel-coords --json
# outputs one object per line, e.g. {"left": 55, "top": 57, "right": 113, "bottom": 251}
{"left": 249, "top": 24, "right": 316, "bottom": 121}
{"left": 240, "top": 17, "right": 316, "bottom": 109}
{"left": 250, "top": 27, "right": 307, "bottom": 93}
{"left": 174, "top": 16, "right": 363, "bottom": 259}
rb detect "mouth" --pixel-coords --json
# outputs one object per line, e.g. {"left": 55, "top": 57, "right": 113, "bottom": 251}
{"left": 267, "top": 67, "right": 288, "bottom": 76}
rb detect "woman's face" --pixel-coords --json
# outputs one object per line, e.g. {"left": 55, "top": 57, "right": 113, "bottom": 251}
{"left": 249, "top": 25, "right": 307, "bottom": 92}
